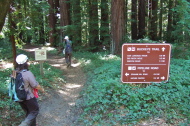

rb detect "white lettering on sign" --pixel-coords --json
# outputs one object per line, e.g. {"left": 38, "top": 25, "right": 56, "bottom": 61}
{"left": 151, "top": 67, "right": 159, "bottom": 69}
{"left": 138, "top": 77, "right": 145, "bottom": 79}
{"left": 131, "top": 73, "right": 138, "bottom": 75}
{"left": 152, "top": 48, "right": 160, "bottom": 51}
{"left": 137, "top": 67, "right": 150, "bottom": 70}
{"left": 143, "top": 73, "right": 148, "bottom": 75}
{"left": 137, "top": 48, "right": 151, "bottom": 51}
{"left": 127, "top": 60, "right": 135, "bottom": 62}
{"left": 153, "top": 73, "right": 160, "bottom": 75}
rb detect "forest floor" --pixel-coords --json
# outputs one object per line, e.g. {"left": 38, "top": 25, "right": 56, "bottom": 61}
{"left": 23, "top": 44, "right": 86, "bottom": 126}
{"left": 1, "top": 44, "right": 180, "bottom": 126}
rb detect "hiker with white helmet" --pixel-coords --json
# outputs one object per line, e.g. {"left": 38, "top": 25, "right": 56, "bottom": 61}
{"left": 14, "top": 54, "right": 45, "bottom": 126}
{"left": 63, "top": 36, "right": 72, "bottom": 67}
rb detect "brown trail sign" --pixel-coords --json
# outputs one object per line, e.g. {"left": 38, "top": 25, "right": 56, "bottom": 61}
{"left": 121, "top": 43, "right": 171, "bottom": 83}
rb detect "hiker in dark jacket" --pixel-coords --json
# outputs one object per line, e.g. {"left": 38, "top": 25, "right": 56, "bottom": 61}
{"left": 15, "top": 54, "right": 45, "bottom": 126}
{"left": 63, "top": 36, "right": 72, "bottom": 67}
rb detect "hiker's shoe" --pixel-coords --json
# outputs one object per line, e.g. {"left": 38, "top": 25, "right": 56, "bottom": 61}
{"left": 18, "top": 121, "right": 28, "bottom": 126}
{"left": 67, "top": 62, "right": 71, "bottom": 68}
{"left": 67, "top": 63, "right": 70, "bottom": 68}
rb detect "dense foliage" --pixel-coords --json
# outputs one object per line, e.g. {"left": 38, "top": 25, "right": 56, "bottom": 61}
{"left": 1, "top": 0, "right": 190, "bottom": 54}
{"left": 75, "top": 51, "right": 190, "bottom": 125}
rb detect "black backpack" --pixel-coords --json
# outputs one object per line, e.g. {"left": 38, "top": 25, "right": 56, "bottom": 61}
{"left": 9, "top": 70, "right": 27, "bottom": 102}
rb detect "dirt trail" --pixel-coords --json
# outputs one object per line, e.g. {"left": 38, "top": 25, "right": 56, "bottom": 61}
{"left": 23, "top": 45, "right": 86, "bottom": 126}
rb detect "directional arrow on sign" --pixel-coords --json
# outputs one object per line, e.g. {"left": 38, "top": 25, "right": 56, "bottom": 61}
{"left": 162, "top": 47, "right": 165, "bottom": 52}
{"left": 125, "top": 73, "right": 130, "bottom": 76}
{"left": 161, "top": 76, "right": 165, "bottom": 80}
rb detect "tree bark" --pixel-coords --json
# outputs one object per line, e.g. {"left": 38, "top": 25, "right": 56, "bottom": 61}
{"left": 88, "top": 0, "right": 99, "bottom": 50}
{"left": 138, "top": 0, "right": 146, "bottom": 39}
{"left": 158, "top": 0, "right": 163, "bottom": 40}
{"left": 149, "top": 0, "right": 158, "bottom": 40}
{"left": 100, "top": 0, "right": 109, "bottom": 47}
{"left": 48, "top": 0, "right": 56, "bottom": 46}
{"left": 111, "top": 0, "right": 125, "bottom": 54}
{"left": 8, "top": 8, "right": 16, "bottom": 68}
{"left": 60, "top": 0, "right": 71, "bottom": 39}
{"left": 167, "top": 0, "right": 173, "bottom": 42}
{"left": 0, "top": 0, "right": 12, "bottom": 32}
{"left": 131, "top": 0, "right": 138, "bottom": 40}
{"left": 71, "top": 0, "right": 82, "bottom": 45}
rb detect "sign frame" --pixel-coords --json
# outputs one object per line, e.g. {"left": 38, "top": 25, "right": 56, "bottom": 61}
{"left": 35, "top": 49, "right": 47, "bottom": 61}
{"left": 121, "top": 43, "right": 171, "bottom": 83}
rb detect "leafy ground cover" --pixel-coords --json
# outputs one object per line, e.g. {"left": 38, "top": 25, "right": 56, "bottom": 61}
{"left": 0, "top": 43, "right": 190, "bottom": 126}
{"left": 75, "top": 52, "right": 190, "bottom": 125}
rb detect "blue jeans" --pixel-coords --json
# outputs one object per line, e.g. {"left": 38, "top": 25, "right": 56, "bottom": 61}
{"left": 19, "top": 97, "right": 39, "bottom": 126}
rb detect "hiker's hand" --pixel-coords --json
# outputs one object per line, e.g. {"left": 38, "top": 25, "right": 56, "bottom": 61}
{"left": 41, "top": 88, "right": 45, "bottom": 93}
{"left": 36, "top": 85, "right": 45, "bottom": 93}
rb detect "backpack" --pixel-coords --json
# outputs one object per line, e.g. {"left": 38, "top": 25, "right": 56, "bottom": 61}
{"left": 65, "top": 40, "right": 72, "bottom": 54}
{"left": 9, "top": 70, "right": 27, "bottom": 102}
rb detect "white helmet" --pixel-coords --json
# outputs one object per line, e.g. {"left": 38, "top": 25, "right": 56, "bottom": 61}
{"left": 16, "top": 54, "right": 28, "bottom": 64}
{"left": 64, "top": 36, "right": 69, "bottom": 40}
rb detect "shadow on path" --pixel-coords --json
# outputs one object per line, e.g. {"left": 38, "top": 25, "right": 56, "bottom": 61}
{"left": 23, "top": 45, "right": 86, "bottom": 126}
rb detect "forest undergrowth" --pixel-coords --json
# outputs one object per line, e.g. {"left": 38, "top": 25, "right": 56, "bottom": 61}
{"left": 0, "top": 43, "right": 190, "bottom": 125}
{"left": 75, "top": 52, "right": 190, "bottom": 126}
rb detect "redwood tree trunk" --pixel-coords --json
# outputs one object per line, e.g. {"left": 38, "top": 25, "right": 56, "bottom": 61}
{"left": 88, "top": 0, "right": 99, "bottom": 50}
{"left": 0, "top": 0, "right": 12, "bottom": 32}
{"left": 8, "top": 8, "right": 16, "bottom": 68}
{"left": 149, "top": 0, "right": 158, "bottom": 40}
{"left": 48, "top": 0, "right": 56, "bottom": 46}
{"left": 72, "top": 0, "right": 81, "bottom": 45}
{"left": 60, "top": 0, "right": 71, "bottom": 39}
{"left": 100, "top": 0, "right": 109, "bottom": 46}
{"left": 138, "top": 0, "right": 146, "bottom": 39}
{"left": 159, "top": 0, "right": 163, "bottom": 39}
{"left": 167, "top": 0, "right": 173, "bottom": 42}
{"left": 131, "top": 0, "right": 138, "bottom": 40}
{"left": 111, "top": 0, "right": 125, "bottom": 54}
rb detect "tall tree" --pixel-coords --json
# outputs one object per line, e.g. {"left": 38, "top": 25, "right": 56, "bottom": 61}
{"left": 158, "top": 0, "right": 163, "bottom": 39}
{"left": 100, "top": 0, "right": 109, "bottom": 46}
{"left": 149, "top": 0, "right": 158, "bottom": 40}
{"left": 0, "top": 0, "right": 12, "bottom": 32}
{"left": 48, "top": 0, "right": 57, "bottom": 46}
{"left": 71, "top": 0, "right": 82, "bottom": 46}
{"left": 8, "top": 3, "right": 16, "bottom": 68}
{"left": 131, "top": 0, "right": 138, "bottom": 40}
{"left": 88, "top": 0, "right": 99, "bottom": 50}
{"left": 111, "top": 0, "right": 125, "bottom": 54}
{"left": 167, "top": 0, "right": 174, "bottom": 42}
{"left": 138, "top": 0, "right": 146, "bottom": 39}
{"left": 60, "top": 0, "right": 71, "bottom": 39}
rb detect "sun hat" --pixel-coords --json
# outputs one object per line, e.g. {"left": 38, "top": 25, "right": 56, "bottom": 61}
{"left": 16, "top": 54, "right": 28, "bottom": 64}
{"left": 64, "top": 36, "right": 69, "bottom": 40}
